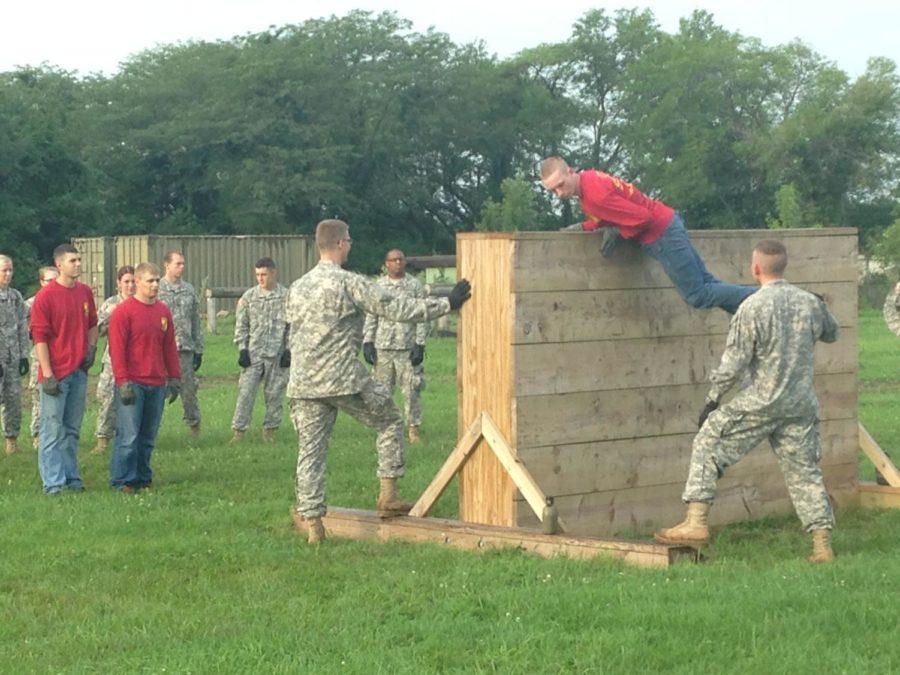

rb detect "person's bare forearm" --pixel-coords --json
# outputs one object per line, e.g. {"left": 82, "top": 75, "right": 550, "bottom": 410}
{"left": 35, "top": 343, "right": 53, "bottom": 379}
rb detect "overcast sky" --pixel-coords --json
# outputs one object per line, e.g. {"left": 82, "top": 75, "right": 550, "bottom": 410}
{"left": 1, "top": 1, "right": 897, "bottom": 79}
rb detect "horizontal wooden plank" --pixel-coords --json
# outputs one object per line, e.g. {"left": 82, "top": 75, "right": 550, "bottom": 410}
{"left": 515, "top": 462, "right": 859, "bottom": 536}
{"left": 514, "top": 373, "right": 857, "bottom": 448}
{"left": 515, "top": 330, "right": 856, "bottom": 397}
{"left": 516, "top": 419, "right": 857, "bottom": 498}
{"left": 858, "top": 483, "right": 900, "bottom": 509}
{"left": 292, "top": 508, "right": 697, "bottom": 568}
{"left": 513, "top": 232, "right": 857, "bottom": 293}
{"left": 458, "top": 228, "right": 858, "bottom": 241}
{"left": 514, "top": 281, "right": 856, "bottom": 344}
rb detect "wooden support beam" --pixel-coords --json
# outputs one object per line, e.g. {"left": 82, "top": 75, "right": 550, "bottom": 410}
{"left": 858, "top": 482, "right": 900, "bottom": 509}
{"left": 409, "top": 417, "right": 482, "bottom": 518}
{"left": 859, "top": 424, "right": 900, "bottom": 487}
{"left": 292, "top": 509, "right": 697, "bottom": 568}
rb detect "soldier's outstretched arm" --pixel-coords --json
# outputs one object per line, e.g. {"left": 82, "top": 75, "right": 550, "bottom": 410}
{"left": 706, "top": 310, "right": 755, "bottom": 404}
{"left": 347, "top": 275, "right": 451, "bottom": 324}
{"left": 362, "top": 308, "right": 378, "bottom": 342}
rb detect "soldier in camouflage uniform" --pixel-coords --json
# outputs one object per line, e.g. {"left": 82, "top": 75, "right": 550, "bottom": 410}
{"left": 655, "top": 240, "right": 840, "bottom": 563}
{"left": 231, "top": 257, "right": 290, "bottom": 443}
{"left": 158, "top": 251, "right": 204, "bottom": 437}
{"left": 0, "top": 255, "right": 31, "bottom": 455}
{"left": 362, "top": 249, "right": 428, "bottom": 443}
{"left": 883, "top": 282, "right": 900, "bottom": 337}
{"left": 286, "top": 220, "right": 471, "bottom": 544}
{"left": 25, "top": 267, "right": 59, "bottom": 449}
{"left": 91, "top": 266, "right": 136, "bottom": 454}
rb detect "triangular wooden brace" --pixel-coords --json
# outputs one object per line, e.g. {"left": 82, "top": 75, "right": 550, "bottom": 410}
{"left": 859, "top": 423, "right": 900, "bottom": 488}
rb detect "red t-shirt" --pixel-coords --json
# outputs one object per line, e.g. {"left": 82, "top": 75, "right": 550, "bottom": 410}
{"left": 579, "top": 170, "right": 675, "bottom": 244}
{"left": 108, "top": 297, "right": 181, "bottom": 387}
{"left": 30, "top": 280, "right": 98, "bottom": 382}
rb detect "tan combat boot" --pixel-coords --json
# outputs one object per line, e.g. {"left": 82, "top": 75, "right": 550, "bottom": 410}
{"left": 91, "top": 437, "right": 109, "bottom": 455}
{"left": 305, "top": 517, "right": 326, "bottom": 544}
{"left": 189, "top": 424, "right": 200, "bottom": 439}
{"left": 262, "top": 428, "right": 275, "bottom": 442}
{"left": 653, "top": 502, "right": 710, "bottom": 546}
{"left": 5, "top": 437, "right": 19, "bottom": 456}
{"left": 807, "top": 529, "right": 835, "bottom": 564}
{"left": 408, "top": 425, "right": 421, "bottom": 444}
{"left": 375, "top": 477, "right": 414, "bottom": 518}
{"left": 230, "top": 429, "right": 245, "bottom": 444}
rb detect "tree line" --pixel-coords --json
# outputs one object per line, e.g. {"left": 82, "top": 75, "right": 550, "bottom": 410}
{"left": 1, "top": 9, "right": 898, "bottom": 287}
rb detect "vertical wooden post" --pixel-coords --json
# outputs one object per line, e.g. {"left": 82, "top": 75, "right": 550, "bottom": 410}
{"left": 206, "top": 293, "right": 217, "bottom": 335}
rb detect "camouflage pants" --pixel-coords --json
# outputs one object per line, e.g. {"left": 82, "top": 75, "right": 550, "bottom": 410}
{"left": 0, "top": 356, "right": 22, "bottom": 438}
{"left": 683, "top": 410, "right": 834, "bottom": 531}
{"left": 291, "top": 376, "right": 404, "bottom": 519}
{"left": 177, "top": 351, "right": 201, "bottom": 428}
{"left": 95, "top": 362, "right": 117, "bottom": 439}
{"left": 29, "top": 354, "right": 40, "bottom": 437}
{"left": 374, "top": 349, "right": 422, "bottom": 427}
{"left": 231, "top": 356, "right": 288, "bottom": 431}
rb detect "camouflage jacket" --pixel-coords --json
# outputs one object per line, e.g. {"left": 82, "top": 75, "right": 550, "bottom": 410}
{"left": 285, "top": 261, "right": 450, "bottom": 398}
{"left": 0, "top": 286, "right": 29, "bottom": 363}
{"left": 234, "top": 284, "right": 289, "bottom": 359}
{"left": 362, "top": 274, "right": 428, "bottom": 350}
{"left": 98, "top": 294, "right": 127, "bottom": 366}
{"left": 883, "top": 284, "right": 900, "bottom": 337}
{"left": 158, "top": 278, "right": 204, "bottom": 353}
{"left": 707, "top": 280, "right": 839, "bottom": 417}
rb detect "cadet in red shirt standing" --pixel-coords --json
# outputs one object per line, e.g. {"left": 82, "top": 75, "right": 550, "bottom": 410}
{"left": 30, "top": 244, "right": 99, "bottom": 494}
{"left": 541, "top": 157, "right": 755, "bottom": 314}
{"left": 108, "top": 262, "right": 181, "bottom": 493}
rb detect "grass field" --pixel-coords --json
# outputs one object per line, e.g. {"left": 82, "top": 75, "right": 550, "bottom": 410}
{"left": 1, "top": 311, "right": 899, "bottom": 672}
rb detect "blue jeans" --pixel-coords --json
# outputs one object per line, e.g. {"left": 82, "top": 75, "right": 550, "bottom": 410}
{"left": 110, "top": 383, "right": 166, "bottom": 489}
{"left": 643, "top": 214, "right": 756, "bottom": 314}
{"left": 38, "top": 369, "right": 88, "bottom": 494}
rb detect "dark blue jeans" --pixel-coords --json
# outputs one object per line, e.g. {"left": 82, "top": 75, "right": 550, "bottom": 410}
{"left": 110, "top": 383, "right": 166, "bottom": 490}
{"left": 643, "top": 214, "right": 756, "bottom": 314}
{"left": 38, "top": 369, "right": 88, "bottom": 494}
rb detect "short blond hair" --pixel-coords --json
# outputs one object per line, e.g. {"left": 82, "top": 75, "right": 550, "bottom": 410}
{"left": 39, "top": 266, "right": 58, "bottom": 281}
{"left": 0, "top": 254, "right": 11, "bottom": 267}
{"left": 541, "top": 156, "right": 570, "bottom": 181}
{"left": 135, "top": 262, "right": 161, "bottom": 278}
{"left": 316, "top": 219, "right": 350, "bottom": 251}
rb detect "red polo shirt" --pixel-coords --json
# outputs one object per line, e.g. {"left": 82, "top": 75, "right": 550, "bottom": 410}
{"left": 30, "top": 280, "right": 98, "bottom": 382}
{"left": 108, "top": 297, "right": 181, "bottom": 386}
{"left": 579, "top": 170, "right": 674, "bottom": 244}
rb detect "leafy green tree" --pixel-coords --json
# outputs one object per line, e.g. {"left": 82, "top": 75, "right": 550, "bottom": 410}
{"left": 476, "top": 177, "right": 540, "bottom": 231}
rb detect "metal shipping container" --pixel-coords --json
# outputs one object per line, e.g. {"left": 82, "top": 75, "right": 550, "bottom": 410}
{"left": 72, "top": 237, "right": 115, "bottom": 310}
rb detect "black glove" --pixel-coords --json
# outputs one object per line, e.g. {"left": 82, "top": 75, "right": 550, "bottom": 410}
{"left": 119, "top": 382, "right": 136, "bottom": 406}
{"left": 410, "top": 344, "right": 425, "bottom": 366}
{"left": 238, "top": 349, "right": 251, "bottom": 368}
{"left": 166, "top": 379, "right": 181, "bottom": 404}
{"left": 19, "top": 358, "right": 29, "bottom": 377}
{"left": 698, "top": 399, "right": 718, "bottom": 429}
{"left": 279, "top": 350, "right": 291, "bottom": 369}
{"left": 42, "top": 376, "right": 60, "bottom": 397}
{"left": 193, "top": 353, "right": 202, "bottom": 371}
{"left": 80, "top": 344, "right": 97, "bottom": 372}
{"left": 363, "top": 342, "right": 377, "bottom": 366}
{"left": 448, "top": 279, "right": 472, "bottom": 310}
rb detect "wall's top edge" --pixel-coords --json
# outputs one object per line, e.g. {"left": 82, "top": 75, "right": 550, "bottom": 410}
{"left": 457, "top": 227, "right": 858, "bottom": 241}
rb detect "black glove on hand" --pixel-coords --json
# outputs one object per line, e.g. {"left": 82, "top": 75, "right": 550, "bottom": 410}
{"left": 42, "top": 376, "right": 60, "bottom": 397}
{"left": 363, "top": 342, "right": 377, "bottom": 366}
{"left": 698, "top": 400, "right": 718, "bottom": 429}
{"left": 120, "top": 382, "right": 136, "bottom": 406}
{"left": 193, "top": 353, "right": 203, "bottom": 372}
{"left": 238, "top": 349, "right": 251, "bottom": 368}
{"left": 448, "top": 279, "right": 472, "bottom": 310}
{"left": 279, "top": 350, "right": 291, "bottom": 369}
{"left": 19, "top": 358, "right": 29, "bottom": 377}
{"left": 410, "top": 344, "right": 425, "bottom": 366}
{"left": 81, "top": 344, "right": 97, "bottom": 372}
{"left": 166, "top": 379, "right": 181, "bottom": 404}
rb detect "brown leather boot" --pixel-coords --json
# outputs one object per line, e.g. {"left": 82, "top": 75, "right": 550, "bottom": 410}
{"left": 375, "top": 477, "right": 414, "bottom": 517}
{"left": 91, "top": 437, "right": 109, "bottom": 455}
{"left": 807, "top": 529, "right": 835, "bottom": 564}
{"left": 305, "top": 517, "right": 326, "bottom": 544}
{"left": 5, "top": 437, "right": 19, "bottom": 456}
{"left": 229, "top": 429, "right": 245, "bottom": 444}
{"left": 653, "top": 502, "right": 710, "bottom": 546}
{"left": 262, "top": 428, "right": 275, "bottom": 442}
{"left": 408, "top": 425, "right": 421, "bottom": 444}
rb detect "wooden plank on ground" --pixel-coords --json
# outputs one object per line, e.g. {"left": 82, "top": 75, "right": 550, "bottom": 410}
{"left": 858, "top": 483, "right": 900, "bottom": 509}
{"left": 858, "top": 424, "right": 900, "bottom": 487}
{"left": 292, "top": 508, "right": 697, "bottom": 568}
{"left": 409, "top": 416, "right": 482, "bottom": 518}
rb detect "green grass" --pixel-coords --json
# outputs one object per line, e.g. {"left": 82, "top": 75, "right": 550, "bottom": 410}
{"left": 1, "top": 315, "right": 899, "bottom": 672}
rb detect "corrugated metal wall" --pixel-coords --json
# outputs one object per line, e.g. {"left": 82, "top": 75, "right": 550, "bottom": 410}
{"left": 75, "top": 235, "right": 317, "bottom": 313}
{"left": 72, "top": 236, "right": 115, "bottom": 309}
